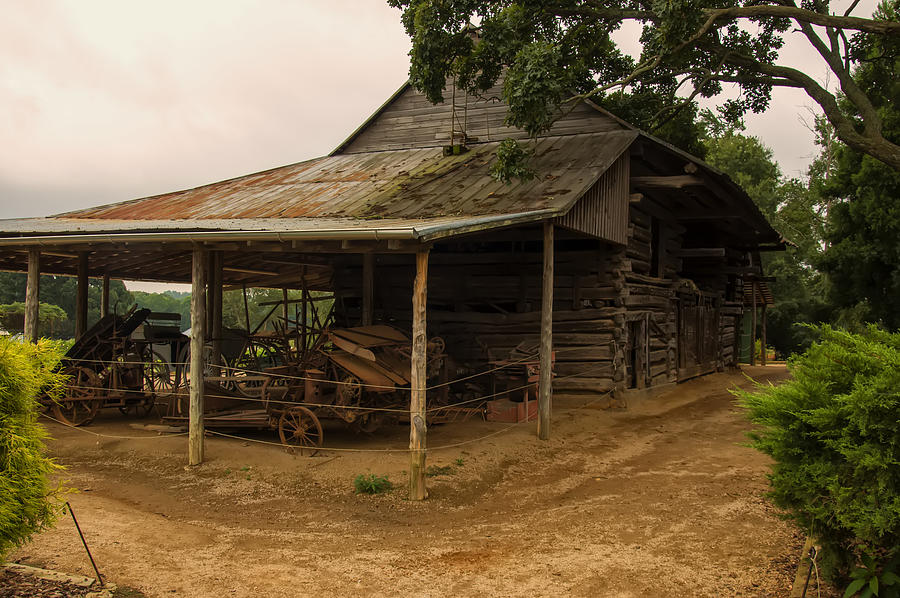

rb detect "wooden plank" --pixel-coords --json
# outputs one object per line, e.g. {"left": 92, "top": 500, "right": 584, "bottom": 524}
{"left": 539, "top": 222, "right": 554, "bottom": 441}
{"left": 409, "top": 249, "right": 429, "bottom": 500}
{"left": 24, "top": 248, "right": 40, "bottom": 343}
{"left": 189, "top": 245, "right": 207, "bottom": 466}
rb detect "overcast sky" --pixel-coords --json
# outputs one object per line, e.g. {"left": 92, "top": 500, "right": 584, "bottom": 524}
{"left": 1, "top": 0, "right": 875, "bottom": 224}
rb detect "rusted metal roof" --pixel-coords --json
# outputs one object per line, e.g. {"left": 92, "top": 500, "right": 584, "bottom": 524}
{"left": 0, "top": 131, "right": 637, "bottom": 245}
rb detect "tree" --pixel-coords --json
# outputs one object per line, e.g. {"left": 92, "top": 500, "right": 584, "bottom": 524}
{"left": 818, "top": 0, "right": 900, "bottom": 329}
{"left": 700, "top": 119, "right": 831, "bottom": 356}
{"left": 389, "top": 0, "right": 900, "bottom": 172}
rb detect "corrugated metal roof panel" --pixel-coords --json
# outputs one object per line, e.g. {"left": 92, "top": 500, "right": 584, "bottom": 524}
{"left": 48, "top": 131, "right": 637, "bottom": 225}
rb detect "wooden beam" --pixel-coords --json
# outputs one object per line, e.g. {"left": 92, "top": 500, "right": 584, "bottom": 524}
{"left": 189, "top": 245, "right": 207, "bottom": 466}
{"left": 223, "top": 266, "right": 279, "bottom": 277}
{"left": 24, "top": 249, "right": 40, "bottom": 343}
{"left": 761, "top": 303, "right": 768, "bottom": 367}
{"left": 538, "top": 222, "right": 554, "bottom": 441}
{"left": 362, "top": 253, "right": 374, "bottom": 326}
{"left": 409, "top": 249, "right": 429, "bottom": 500}
{"left": 101, "top": 274, "right": 110, "bottom": 316}
{"left": 675, "top": 248, "right": 727, "bottom": 258}
{"left": 75, "top": 252, "right": 89, "bottom": 338}
{"left": 631, "top": 175, "right": 704, "bottom": 189}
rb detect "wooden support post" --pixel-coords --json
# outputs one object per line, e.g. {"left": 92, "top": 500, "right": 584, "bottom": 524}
{"left": 189, "top": 245, "right": 207, "bottom": 466}
{"left": 24, "top": 248, "right": 40, "bottom": 343}
{"left": 362, "top": 252, "right": 374, "bottom": 326}
{"left": 242, "top": 284, "right": 251, "bottom": 332}
{"left": 75, "top": 252, "right": 89, "bottom": 339}
{"left": 300, "top": 267, "right": 308, "bottom": 353}
{"left": 538, "top": 222, "right": 554, "bottom": 440}
{"left": 409, "top": 249, "right": 429, "bottom": 500}
{"left": 101, "top": 274, "right": 110, "bottom": 316}
{"left": 750, "top": 282, "right": 758, "bottom": 366}
{"left": 761, "top": 302, "right": 768, "bottom": 366}
{"left": 210, "top": 252, "right": 223, "bottom": 368}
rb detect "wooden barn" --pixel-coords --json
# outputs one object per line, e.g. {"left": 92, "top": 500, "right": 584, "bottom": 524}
{"left": 0, "top": 78, "right": 782, "bottom": 497}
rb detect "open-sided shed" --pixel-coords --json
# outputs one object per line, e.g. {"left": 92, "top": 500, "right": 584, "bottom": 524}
{"left": 0, "top": 78, "right": 782, "bottom": 498}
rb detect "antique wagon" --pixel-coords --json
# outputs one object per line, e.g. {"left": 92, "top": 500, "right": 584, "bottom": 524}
{"left": 52, "top": 307, "right": 165, "bottom": 426}
{"left": 164, "top": 325, "right": 447, "bottom": 453}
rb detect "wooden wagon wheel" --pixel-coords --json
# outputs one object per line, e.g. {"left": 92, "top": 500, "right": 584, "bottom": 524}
{"left": 54, "top": 366, "right": 104, "bottom": 427}
{"left": 278, "top": 406, "right": 323, "bottom": 455}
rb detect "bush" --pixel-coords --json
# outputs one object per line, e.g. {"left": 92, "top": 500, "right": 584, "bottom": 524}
{"left": 0, "top": 337, "right": 66, "bottom": 559}
{"left": 353, "top": 473, "right": 392, "bottom": 495}
{"left": 738, "top": 326, "right": 900, "bottom": 585}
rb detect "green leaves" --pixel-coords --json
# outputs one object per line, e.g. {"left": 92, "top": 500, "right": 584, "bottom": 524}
{"left": 490, "top": 138, "right": 535, "bottom": 183}
{"left": 0, "top": 337, "right": 66, "bottom": 559}
{"left": 738, "top": 326, "right": 900, "bottom": 584}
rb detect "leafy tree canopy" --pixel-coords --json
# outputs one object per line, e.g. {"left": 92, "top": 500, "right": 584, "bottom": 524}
{"left": 700, "top": 114, "right": 831, "bottom": 355}
{"left": 389, "top": 0, "right": 900, "bottom": 174}
{"left": 818, "top": 0, "right": 900, "bottom": 329}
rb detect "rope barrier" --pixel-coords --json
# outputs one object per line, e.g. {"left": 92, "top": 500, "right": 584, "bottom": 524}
{"left": 58, "top": 352, "right": 622, "bottom": 416}
{"left": 42, "top": 362, "right": 621, "bottom": 453}
{"left": 39, "top": 412, "right": 189, "bottom": 440}
{"left": 60, "top": 342, "right": 610, "bottom": 392}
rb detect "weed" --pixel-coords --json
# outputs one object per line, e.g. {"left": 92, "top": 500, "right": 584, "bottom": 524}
{"left": 454, "top": 458, "right": 465, "bottom": 467}
{"left": 239, "top": 466, "right": 250, "bottom": 472}
{"left": 353, "top": 473, "right": 393, "bottom": 494}
{"left": 426, "top": 464, "right": 455, "bottom": 477}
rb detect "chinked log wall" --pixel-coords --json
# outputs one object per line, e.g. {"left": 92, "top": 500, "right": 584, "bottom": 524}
{"left": 334, "top": 243, "right": 627, "bottom": 399}
{"left": 621, "top": 202, "right": 683, "bottom": 388}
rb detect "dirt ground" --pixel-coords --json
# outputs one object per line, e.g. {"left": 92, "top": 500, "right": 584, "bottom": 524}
{"left": 9, "top": 365, "right": 837, "bottom": 597}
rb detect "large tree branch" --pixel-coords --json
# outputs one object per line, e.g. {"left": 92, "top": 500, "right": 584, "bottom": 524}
{"left": 702, "top": 5, "right": 900, "bottom": 35}
{"left": 724, "top": 53, "right": 900, "bottom": 170}
{"left": 555, "top": 3, "right": 900, "bottom": 35}
{"left": 795, "top": 19, "right": 883, "bottom": 136}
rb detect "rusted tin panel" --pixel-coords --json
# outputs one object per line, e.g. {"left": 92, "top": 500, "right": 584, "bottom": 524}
{"left": 55, "top": 132, "right": 637, "bottom": 225}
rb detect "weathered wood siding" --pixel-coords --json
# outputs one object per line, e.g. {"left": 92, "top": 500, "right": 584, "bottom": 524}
{"left": 555, "top": 152, "right": 629, "bottom": 245}
{"left": 338, "top": 81, "right": 626, "bottom": 155}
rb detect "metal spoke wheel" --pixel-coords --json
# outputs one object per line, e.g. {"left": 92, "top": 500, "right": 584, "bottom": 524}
{"left": 278, "top": 406, "right": 323, "bottom": 455}
{"left": 144, "top": 350, "right": 174, "bottom": 396}
{"left": 54, "top": 366, "right": 104, "bottom": 426}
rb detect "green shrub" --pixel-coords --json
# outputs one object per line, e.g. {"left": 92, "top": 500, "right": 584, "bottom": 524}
{"left": 738, "top": 326, "right": 900, "bottom": 584}
{"left": 353, "top": 473, "right": 392, "bottom": 495}
{"left": 0, "top": 337, "right": 66, "bottom": 559}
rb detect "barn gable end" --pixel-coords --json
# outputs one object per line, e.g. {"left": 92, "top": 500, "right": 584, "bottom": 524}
{"left": 333, "top": 81, "right": 628, "bottom": 155}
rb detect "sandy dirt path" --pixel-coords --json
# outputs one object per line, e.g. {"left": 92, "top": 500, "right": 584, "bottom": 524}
{"left": 10, "top": 365, "right": 836, "bottom": 597}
